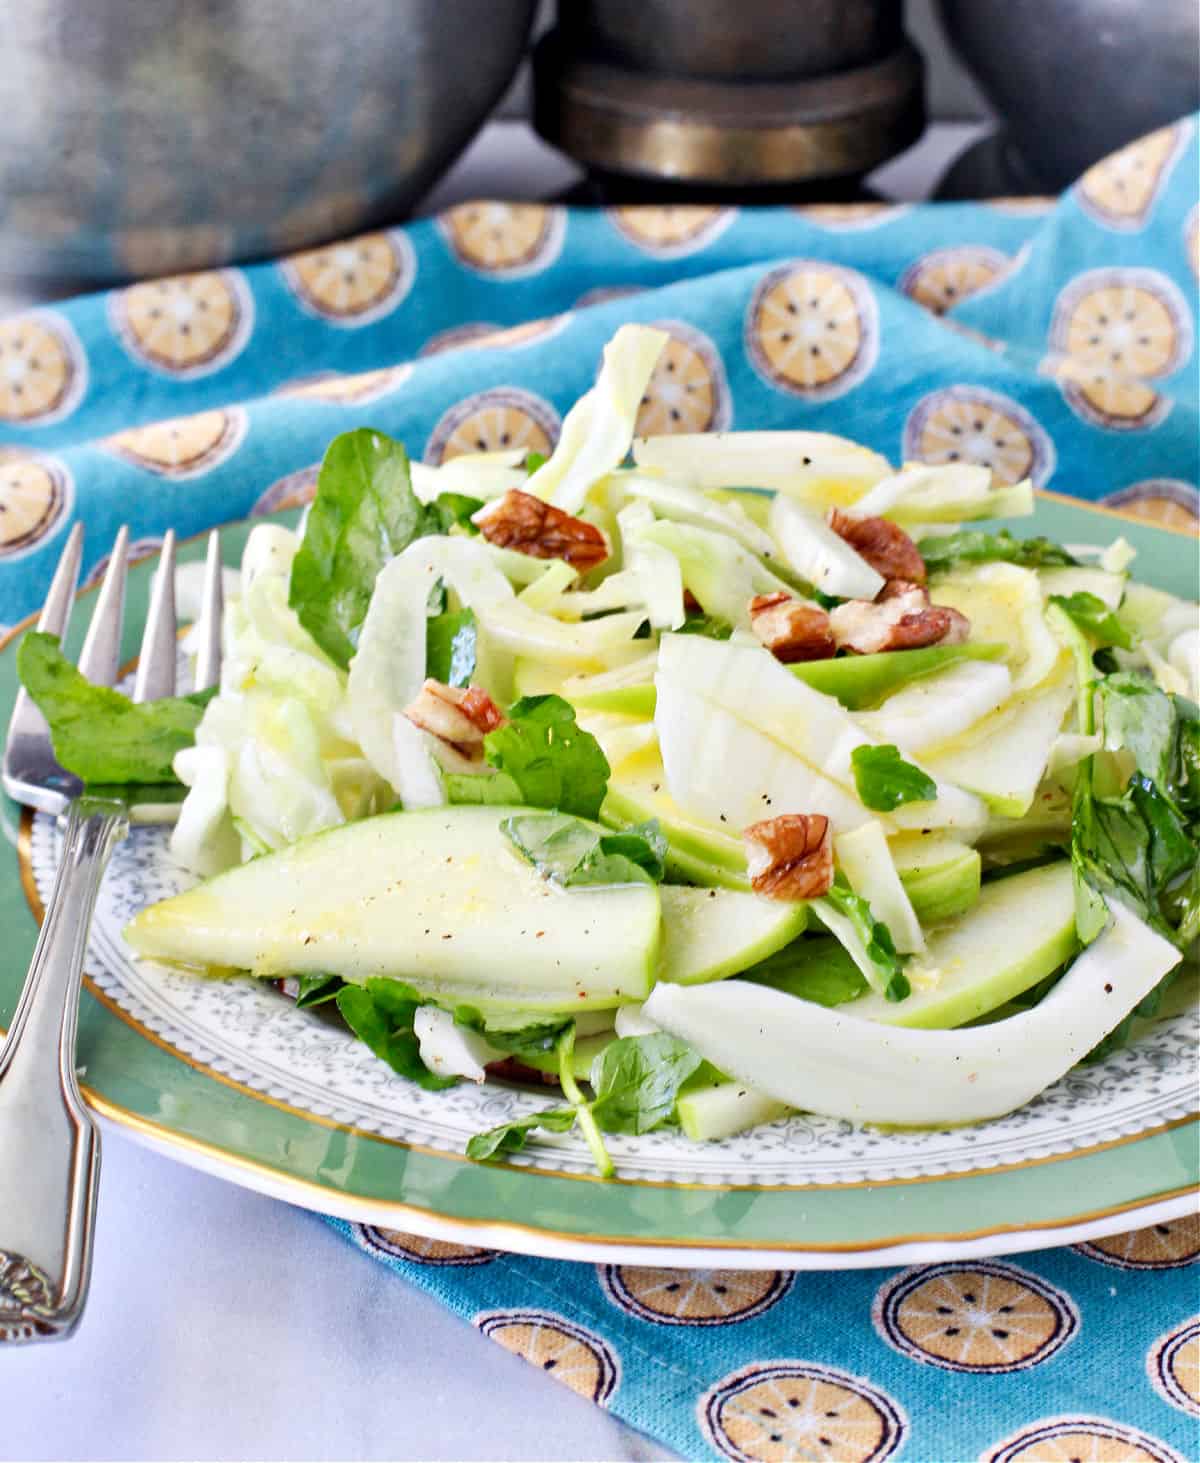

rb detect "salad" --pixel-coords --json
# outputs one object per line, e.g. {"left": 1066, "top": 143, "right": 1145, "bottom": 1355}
{"left": 19, "top": 325, "right": 1199, "bottom": 1178}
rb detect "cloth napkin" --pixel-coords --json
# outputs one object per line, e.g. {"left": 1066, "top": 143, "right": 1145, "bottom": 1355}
{"left": 2, "top": 117, "right": 1198, "bottom": 1462}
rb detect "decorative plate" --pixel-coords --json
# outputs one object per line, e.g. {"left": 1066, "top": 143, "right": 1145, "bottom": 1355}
{"left": 1, "top": 494, "right": 1196, "bottom": 1268}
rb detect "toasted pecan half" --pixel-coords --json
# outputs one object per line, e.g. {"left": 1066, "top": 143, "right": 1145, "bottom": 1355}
{"left": 743, "top": 813, "right": 833, "bottom": 901}
{"left": 476, "top": 488, "right": 609, "bottom": 571}
{"left": 829, "top": 588, "right": 969, "bottom": 654}
{"left": 749, "top": 592, "right": 836, "bottom": 663}
{"left": 403, "top": 679, "right": 506, "bottom": 764}
{"left": 828, "top": 508, "right": 926, "bottom": 585}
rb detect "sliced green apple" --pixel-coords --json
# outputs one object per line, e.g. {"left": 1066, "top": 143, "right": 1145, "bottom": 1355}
{"left": 125, "top": 806, "right": 661, "bottom": 1012}
{"left": 658, "top": 884, "right": 808, "bottom": 986}
{"left": 789, "top": 642, "right": 1006, "bottom": 710}
{"left": 889, "top": 834, "right": 981, "bottom": 922}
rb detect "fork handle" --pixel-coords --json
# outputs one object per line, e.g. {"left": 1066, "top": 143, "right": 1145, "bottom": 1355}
{"left": 0, "top": 799, "right": 127, "bottom": 1342}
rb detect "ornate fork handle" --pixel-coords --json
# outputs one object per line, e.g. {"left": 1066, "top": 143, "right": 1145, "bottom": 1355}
{"left": 0, "top": 798, "right": 128, "bottom": 1342}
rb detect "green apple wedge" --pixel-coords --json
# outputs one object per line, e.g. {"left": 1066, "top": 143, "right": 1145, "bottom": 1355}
{"left": 844, "top": 861, "right": 1077, "bottom": 1029}
{"left": 124, "top": 805, "right": 661, "bottom": 1012}
{"left": 888, "top": 834, "right": 982, "bottom": 922}
{"left": 657, "top": 884, "right": 808, "bottom": 986}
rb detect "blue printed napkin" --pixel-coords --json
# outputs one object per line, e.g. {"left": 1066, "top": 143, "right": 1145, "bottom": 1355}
{"left": 2, "top": 116, "right": 1198, "bottom": 1462}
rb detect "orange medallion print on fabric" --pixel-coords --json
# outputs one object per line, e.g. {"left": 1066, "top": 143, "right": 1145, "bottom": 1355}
{"left": 1075, "top": 122, "right": 1191, "bottom": 231}
{"left": 424, "top": 387, "right": 560, "bottom": 465}
{"left": 872, "top": 1260, "right": 1078, "bottom": 1372}
{"left": 439, "top": 202, "right": 565, "bottom": 277}
{"left": 1047, "top": 267, "right": 1192, "bottom": 429}
{"left": 599, "top": 1265, "right": 791, "bottom": 1326}
{"left": 700, "top": 1361, "right": 906, "bottom": 1463}
{"left": 0, "top": 313, "right": 87, "bottom": 425}
{"left": 608, "top": 205, "right": 736, "bottom": 257}
{"left": 352, "top": 1224, "right": 494, "bottom": 1267}
{"left": 1148, "top": 1316, "right": 1200, "bottom": 1418}
{"left": 1102, "top": 480, "right": 1200, "bottom": 534}
{"left": 794, "top": 202, "right": 909, "bottom": 230}
{"left": 276, "top": 364, "right": 413, "bottom": 405}
{"left": 747, "top": 261, "right": 879, "bottom": 400}
{"left": 1076, "top": 1213, "right": 1200, "bottom": 1269}
{"left": 635, "top": 322, "right": 731, "bottom": 436}
{"left": 903, "top": 385, "right": 1056, "bottom": 486}
{"left": 0, "top": 451, "right": 73, "bottom": 560}
{"left": 103, "top": 408, "right": 247, "bottom": 480}
{"left": 110, "top": 269, "right": 252, "bottom": 378}
{"left": 474, "top": 1310, "right": 619, "bottom": 1405}
{"left": 281, "top": 231, "right": 416, "bottom": 325}
{"left": 899, "top": 246, "right": 1010, "bottom": 315}
{"left": 983, "top": 1415, "right": 1186, "bottom": 1463}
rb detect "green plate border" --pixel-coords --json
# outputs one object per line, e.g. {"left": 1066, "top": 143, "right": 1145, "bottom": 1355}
{"left": 2, "top": 496, "right": 1197, "bottom": 1261}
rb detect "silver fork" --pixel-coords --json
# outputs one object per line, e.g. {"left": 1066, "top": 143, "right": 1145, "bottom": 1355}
{"left": 0, "top": 524, "right": 223, "bottom": 1342}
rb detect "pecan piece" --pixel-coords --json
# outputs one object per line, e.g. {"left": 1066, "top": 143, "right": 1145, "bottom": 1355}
{"left": 403, "top": 679, "right": 506, "bottom": 765}
{"left": 749, "top": 592, "right": 836, "bottom": 663}
{"left": 828, "top": 508, "right": 926, "bottom": 585}
{"left": 476, "top": 488, "right": 609, "bottom": 571}
{"left": 743, "top": 814, "right": 833, "bottom": 901}
{"left": 829, "top": 591, "right": 970, "bottom": 654}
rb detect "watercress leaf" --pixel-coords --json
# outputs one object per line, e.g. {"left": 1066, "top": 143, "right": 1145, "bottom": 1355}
{"left": 1048, "top": 591, "right": 1134, "bottom": 651}
{"left": 500, "top": 813, "right": 665, "bottom": 887}
{"left": 16, "top": 631, "right": 215, "bottom": 785}
{"left": 918, "top": 529, "right": 1078, "bottom": 571}
{"left": 451, "top": 1009, "right": 572, "bottom": 1056}
{"left": 819, "top": 883, "right": 909, "bottom": 1002}
{"left": 335, "top": 979, "right": 456, "bottom": 1091}
{"left": 482, "top": 694, "right": 610, "bottom": 819}
{"left": 425, "top": 607, "right": 477, "bottom": 688}
{"left": 293, "top": 973, "right": 345, "bottom": 1009}
{"left": 289, "top": 428, "right": 434, "bottom": 667}
{"left": 850, "top": 743, "right": 937, "bottom": 812}
{"left": 741, "top": 936, "right": 869, "bottom": 1007}
{"left": 588, "top": 1034, "right": 702, "bottom": 1135}
{"left": 523, "top": 451, "right": 548, "bottom": 475}
{"left": 428, "top": 492, "right": 485, "bottom": 534}
{"left": 466, "top": 1106, "right": 578, "bottom": 1160}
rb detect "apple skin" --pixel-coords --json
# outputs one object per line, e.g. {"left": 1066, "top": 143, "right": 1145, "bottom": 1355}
{"left": 898, "top": 848, "right": 982, "bottom": 923}
{"left": 658, "top": 885, "right": 807, "bottom": 987}
{"left": 569, "top": 683, "right": 657, "bottom": 718}
{"left": 847, "top": 861, "right": 1077, "bottom": 1030}
{"left": 790, "top": 642, "right": 1005, "bottom": 710}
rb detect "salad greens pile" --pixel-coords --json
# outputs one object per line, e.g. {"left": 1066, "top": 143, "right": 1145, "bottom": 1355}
{"left": 23, "top": 324, "right": 1199, "bottom": 1175}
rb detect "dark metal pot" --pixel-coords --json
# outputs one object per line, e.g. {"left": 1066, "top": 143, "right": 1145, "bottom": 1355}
{"left": 935, "top": 0, "right": 1200, "bottom": 191}
{"left": 0, "top": 0, "right": 536, "bottom": 286}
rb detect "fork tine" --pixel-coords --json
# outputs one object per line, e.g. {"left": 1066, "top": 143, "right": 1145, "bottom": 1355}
{"left": 76, "top": 525, "right": 128, "bottom": 687}
{"left": 192, "top": 532, "right": 223, "bottom": 693}
{"left": 34, "top": 522, "right": 84, "bottom": 641}
{"left": 132, "top": 531, "right": 177, "bottom": 703}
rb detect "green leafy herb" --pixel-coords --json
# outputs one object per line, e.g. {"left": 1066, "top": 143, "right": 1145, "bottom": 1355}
{"left": 850, "top": 744, "right": 937, "bottom": 812}
{"left": 288, "top": 428, "right": 434, "bottom": 667}
{"left": 741, "top": 936, "right": 869, "bottom": 1007}
{"left": 427, "top": 492, "right": 484, "bottom": 534}
{"left": 475, "top": 694, "right": 611, "bottom": 819}
{"left": 334, "top": 979, "right": 456, "bottom": 1091}
{"left": 292, "top": 973, "right": 345, "bottom": 1009}
{"left": 1098, "top": 672, "right": 1183, "bottom": 798}
{"left": 918, "top": 530, "right": 1078, "bottom": 571}
{"left": 16, "top": 631, "right": 215, "bottom": 785}
{"left": 466, "top": 1028, "right": 700, "bottom": 1174}
{"left": 453, "top": 1007, "right": 572, "bottom": 1056}
{"left": 425, "top": 607, "right": 477, "bottom": 688}
{"left": 817, "top": 884, "right": 909, "bottom": 1002}
{"left": 676, "top": 612, "right": 734, "bottom": 641}
{"left": 588, "top": 1034, "right": 702, "bottom": 1135}
{"left": 441, "top": 771, "right": 525, "bottom": 806}
{"left": 1048, "top": 591, "right": 1134, "bottom": 651}
{"left": 523, "top": 451, "right": 548, "bottom": 475}
{"left": 501, "top": 812, "right": 666, "bottom": 887}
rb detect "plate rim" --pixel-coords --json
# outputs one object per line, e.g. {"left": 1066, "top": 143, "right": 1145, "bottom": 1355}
{"left": 2, "top": 493, "right": 1197, "bottom": 1266}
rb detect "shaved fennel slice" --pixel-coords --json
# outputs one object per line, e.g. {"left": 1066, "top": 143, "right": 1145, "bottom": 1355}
{"left": 410, "top": 451, "right": 527, "bottom": 504}
{"left": 620, "top": 473, "right": 779, "bottom": 561}
{"left": 414, "top": 1007, "right": 500, "bottom": 1083}
{"left": 834, "top": 822, "right": 925, "bottom": 954}
{"left": 851, "top": 464, "right": 1034, "bottom": 524}
{"left": 526, "top": 325, "right": 668, "bottom": 513}
{"left": 347, "top": 537, "right": 514, "bottom": 800}
{"left": 857, "top": 660, "right": 1014, "bottom": 754}
{"left": 639, "top": 520, "right": 794, "bottom": 628}
{"left": 632, "top": 431, "right": 892, "bottom": 504}
{"left": 933, "top": 563, "right": 1063, "bottom": 692}
{"left": 655, "top": 676, "right": 870, "bottom": 833}
{"left": 618, "top": 504, "right": 686, "bottom": 630}
{"left": 768, "top": 494, "right": 884, "bottom": 600}
{"left": 644, "top": 900, "right": 1180, "bottom": 1126}
{"left": 657, "top": 634, "right": 985, "bottom": 833}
